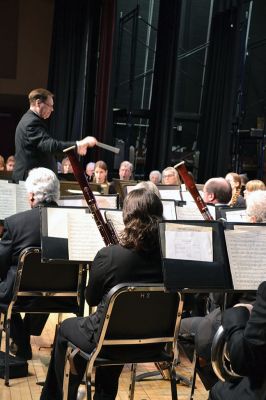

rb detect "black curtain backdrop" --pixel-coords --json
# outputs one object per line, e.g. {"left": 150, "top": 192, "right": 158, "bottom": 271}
{"left": 93, "top": 0, "right": 116, "bottom": 164}
{"left": 47, "top": 0, "right": 101, "bottom": 152}
{"left": 197, "top": 3, "right": 245, "bottom": 182}
{"left": 145, "top": 0, "right": 182, "bottom": 175}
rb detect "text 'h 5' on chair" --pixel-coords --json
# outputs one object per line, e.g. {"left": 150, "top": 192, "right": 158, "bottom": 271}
{"left": 63, "top": 283, "right": 181, "bottom": 400}
{"left": 0, "top": 247, "right": 87, "bottom": 386}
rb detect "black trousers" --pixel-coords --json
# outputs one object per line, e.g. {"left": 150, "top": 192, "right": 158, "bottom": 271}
{"left": 10, "top": 313, "right": 49, "bottom": 345}
{"left": 40, "top": 317, "right": 124, "bottom": 400}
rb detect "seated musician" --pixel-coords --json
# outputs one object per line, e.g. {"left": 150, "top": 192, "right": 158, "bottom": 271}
{"left": 0, "top": 167, "right": 60, "bottom": 360}
{"left": 180, "top": 190, "right": 266, "bottom": 392}
{"left": 225, "top": 172, "right": 246, "bottom": 207}
{"left": 210, "top": 192, "right": 266, "bottom": 399}
{"left": 244, "top": 179, "right": 265, "bottom": 200}
{"left": 161, "top": 166, "right": 181, "bottom": 186}
{"left": 40, "top": 188, "right": 164, "bottom": 400}
{"left": 118, "top": 160, "right": 133, "bottom": 180}
{"left": 149, "top": 170, "right": 162, "bottom": 184}
{"left": 94, "top": 160, "right": 116, "bottom": 194}
{"left": 0, "top": 154, "right": 5, "bottom": 171}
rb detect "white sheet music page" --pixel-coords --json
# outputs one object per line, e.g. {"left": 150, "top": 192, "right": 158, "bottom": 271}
{"left": 47, "top": 208, "right": 87, "bottom": 238}
{"left": 159, "top": 190, "right": 181, "bottom": 201}
{"left": 68, "top": 213, "right": 105, "bottom": 261}
{"left": 0, "top": 181, "right": 16, "bottom": 219}
{"left": 16, "top": 181, "right": 31, "bottom": 213}
{"left": 162, "top": 200, "right": 177, "bottom": 220}
{"left": 175, "top": 203, "right": 204, "bottom": 220}
{"left": 105, "top": 210, "right": 125, "bottom": 236}
{"left": 165, "top": 223, "right": 213, "bottom": 261}
{"left": 225, "top": 209, "right": 247, "bottom": 222}
{"left": 225, "top": 227, "right": 266, "bottom": 290}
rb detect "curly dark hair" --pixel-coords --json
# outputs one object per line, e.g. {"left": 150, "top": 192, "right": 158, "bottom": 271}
{"left": 120, "top": 188, "right": 163, "bottom": 252}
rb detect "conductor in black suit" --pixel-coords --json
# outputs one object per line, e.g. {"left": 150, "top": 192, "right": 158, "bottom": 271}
{"left": 0, "top": 167, "right": 60, "bottom": 359}
{"left": 40, "top": 188, "right": 164, "bottom": 400}
{"left": 13, "top": 88, "right": 97, "bottom": 182}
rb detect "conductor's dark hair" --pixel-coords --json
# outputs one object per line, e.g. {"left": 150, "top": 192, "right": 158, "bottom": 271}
{"left": 121, "top": 188, "right": 163, "bottom": 252}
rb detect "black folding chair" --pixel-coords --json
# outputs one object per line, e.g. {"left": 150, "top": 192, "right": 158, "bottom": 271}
{"left": 0, "top": 247, "right": 87, "bottom": 386}
{"left": 63, "top": 283, "right": 181, "bottom": 400}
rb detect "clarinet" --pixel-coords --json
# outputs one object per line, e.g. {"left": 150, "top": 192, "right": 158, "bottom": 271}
{"left": 174, "top": 161, "right": 213, "bottom": 221}
{"left": 63, "top": 146, "right": 119, "bottom": 245}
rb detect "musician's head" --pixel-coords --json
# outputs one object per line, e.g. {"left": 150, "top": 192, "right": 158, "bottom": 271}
{"left": 149, "top": 170, "right": 162, "bottom": 185}
{"left": 121, "top": 188, "right": 163, "bottom": 251}
{"left": 162, "top": 167, "right": 180, "bottom": 186}
{"left": 28, "top": 88, "right": 54, "bottom": 120}
{"left": 203, "top": 177, "right": 232, "bottom": 204}
{"left": 119, "top": 161, "right": 133, "bottom": 180}
{"left": 86, "top": 162, "right": 95, "bottom": 178}
{"left": 25, "top": 167, "right": 60, "bottom": 207}
{"left": 135, "top": 181, "right": 161, "bottom": 198}
{"left": 61, "top": 157, "right": 73, "bottom": 174}
{"left": 94, "top": 160, "right": 108, "bottom": 184}
{"left": 225, "top": 172, "right": 241, "bottom": 192}
{"left": 244, "top": 179, "right": 265, "bottom": 200}
{"left": 246, "top": 190, "right": 266, "bottom": 223}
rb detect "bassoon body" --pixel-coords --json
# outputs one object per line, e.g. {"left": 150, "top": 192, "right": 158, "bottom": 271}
{"left": 64, "top": 146, "right": 119, "bottom": 245}
{"left": 174, "top": 161, "right": 213, "bottom": 221}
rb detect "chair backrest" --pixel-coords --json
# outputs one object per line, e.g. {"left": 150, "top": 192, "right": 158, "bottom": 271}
{"left": 11, "top": 247, "right": 86, "bottom": 314}
{"left": 95, "top": 283, "right": 180, "bottom": 347}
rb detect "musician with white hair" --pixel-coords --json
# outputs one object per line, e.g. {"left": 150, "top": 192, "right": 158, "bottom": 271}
{"left": 0, "top": 167, "right": 60, "bottom": 360}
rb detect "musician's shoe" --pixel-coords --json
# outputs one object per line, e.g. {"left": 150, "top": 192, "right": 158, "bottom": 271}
{"left": 10, "top": 340, "right": 32, "bottom": 360}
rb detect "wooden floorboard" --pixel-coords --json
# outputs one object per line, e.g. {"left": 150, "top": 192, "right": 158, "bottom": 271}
{"left": 0, "top": 314, "right": 209, "bottom": 399}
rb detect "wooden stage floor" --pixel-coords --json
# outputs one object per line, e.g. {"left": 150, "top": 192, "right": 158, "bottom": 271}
{"left": 0, "top": 314, "right": 209, "bottom": 400}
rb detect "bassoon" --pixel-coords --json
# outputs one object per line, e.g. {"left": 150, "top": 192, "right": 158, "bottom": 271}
{"left": 174, "top": 161, "right": 213, "bottom": 221}
{"left": 63, "top": 146, "right": 119, "bottom": 245}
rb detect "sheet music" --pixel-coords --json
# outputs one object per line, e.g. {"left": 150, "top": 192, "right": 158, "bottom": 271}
{"left": 68, "top": 213, "right": 105, "bottom": 261}
{"left": 180, "top": 190, "right": 204, "bottom": 203}
{"left": 175, "top": 203, "right": 204, "bottom": 220}
{"left": 94, "top": 195, "right": 117, "bottom": 209}
{"left": 0, "top": 181, "right": 16, "bottom": 219}
{"left": 58, "top": 198, "right": 86, "bottom": 207}
{"left": 225, "top": 227, "right": 266, "bottom": 290}
{"left": 162, "top": 200, "right": 177, "bottom": 220}
{"left": 105, "top": 210, "right": 125, "bottom": 236}
{"left": 225, "top": 209, "right": 247, "bottom": 222}
{"left": 159, "top": 189, "right": 181, "bottom": 201}
{"left": 16, "top": 181, "right": 31, "bottom": 213}
{"left": 47, "top": 207, "right": 87, "bottom": 238}
{"left": 164, "top": 223, "right": 213, "bottom": 261}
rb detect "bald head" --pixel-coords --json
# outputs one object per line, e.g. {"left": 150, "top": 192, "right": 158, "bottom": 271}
{"left": 203, "top": 177, "right": 232, "bottom": 204}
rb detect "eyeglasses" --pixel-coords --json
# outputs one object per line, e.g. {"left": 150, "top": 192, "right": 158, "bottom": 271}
{"left": 163, "top": 174, "right": 175, "bottom": 178}
{"left": 43, "top": 102, "right": 54, "bottom": 110}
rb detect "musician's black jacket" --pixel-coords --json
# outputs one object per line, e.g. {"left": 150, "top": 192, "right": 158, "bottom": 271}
{"left": 210, "top": 281, "right": 266, "bottom": 400}
{"left": 13, "top": 110, "right": 75, "bottom": 181}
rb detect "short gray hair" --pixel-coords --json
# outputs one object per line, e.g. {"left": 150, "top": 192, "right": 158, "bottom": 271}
{"left": 135, "top": 181, "right": 161, "bottom": 198}
{"left": 25, "top": 167, "right": 60, "bottom": 204}
{"left": 246, "top": 190, "right": 266, "bottom": 222}
{"left": 120, "top": 161, "right": 133, "bottom": 171}
{"left": 149, "top": 170, "right": 162, "bottom": 181}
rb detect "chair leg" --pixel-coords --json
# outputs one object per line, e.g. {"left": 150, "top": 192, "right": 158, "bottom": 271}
{"left": 128, "top": 363, "right": 137, "bottom": 400}
{"left": 4, "top": 318, "right": 10, "bottom": 386}
{"left": 63, "top": 346, "right": 72, "bottom": 400}
{"left": 0, "top": 313, "right": 5, "bottom": 350}
{"left": 169, "top": 364, "right": 178, "bottom": 400}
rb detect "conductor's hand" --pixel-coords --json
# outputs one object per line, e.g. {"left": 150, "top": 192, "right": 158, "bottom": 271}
{"left": 76, "top": 136, "right": 97, "bottom": 156}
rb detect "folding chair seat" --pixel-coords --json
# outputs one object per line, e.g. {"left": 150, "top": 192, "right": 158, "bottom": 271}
{"left": 63, "top": 283, "right": 181, "bottom": 400}
{"left": 0, "top": 247, "right": 87, "bottom": 386}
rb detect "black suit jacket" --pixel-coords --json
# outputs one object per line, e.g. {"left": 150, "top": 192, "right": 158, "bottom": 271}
{"left": 0, "top": 204, "right": 55, "bottom": 302}
{"left": 81, "top": 244, "right": 163, "bottom": 342}
{"left": 13, "top": 110, "right": 75, "bottom": 181}
{"left": 210, "top": 281, "right": 266, "bottom": 400}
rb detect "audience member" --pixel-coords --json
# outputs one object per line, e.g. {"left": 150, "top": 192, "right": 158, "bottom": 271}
{"left": 225, "top": 172, "right": 245, "bottom": 207}
{"left": 149, "top": 170, "right": 162, "bottom": 185}
{"left": 0, "top": 167, "right": 60, "bottom": 360}
{"left": 6, "top": 155, "right": 15, "bottom": 171}
{"left": 61, "top": 157, "right": 73, "bottom": 174}
{"left": 0, "top": 155, "right": 5, "bottom": 171}
{"left": 86, "top": 161, "right": 95, "bottom": 182}
{"left": 162, "top": 166, "right": 180, "bottom": 186}
{"left": 94, "top": 160, "right": 116, "bottom": 194}
{"left": 244, "top": 179, "right": 265, "bottom": 200}
{"left": 13, "top": 88, "right": 97, "bottom": 182}
{"left": 119, "top": 161, "right": 133, "bottom": 180}
{"left": 40, "top": 189, "right": 164, "bottom": 399}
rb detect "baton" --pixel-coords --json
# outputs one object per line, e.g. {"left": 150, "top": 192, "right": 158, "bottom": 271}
{"left": 64, "top": 141, "right": 120, "bottom": 154}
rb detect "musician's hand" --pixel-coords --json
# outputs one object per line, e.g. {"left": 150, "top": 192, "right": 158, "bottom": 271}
{"left": 233, "top": 303, "right": 253, "bottom": 314}
{"left": 76, "top": 136, "right": 97, "bottom": 156}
